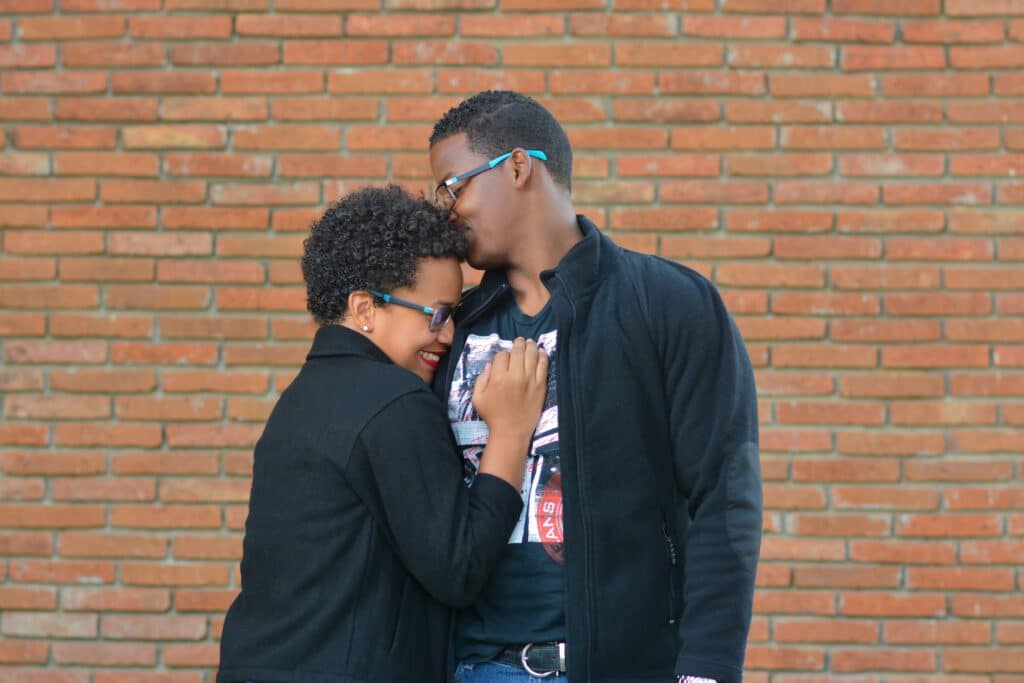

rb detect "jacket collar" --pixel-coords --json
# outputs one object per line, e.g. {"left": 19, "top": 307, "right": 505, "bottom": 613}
{"left": 306, "top": 324, "right": 393, "bottom": 365}
{"left": 471, "top": 214, "right": 614, "bottom": 304}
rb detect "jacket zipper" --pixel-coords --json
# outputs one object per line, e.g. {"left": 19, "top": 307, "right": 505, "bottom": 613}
{"left": 663, "top": 521, "right": 678, "bottom": 625}
{"left": 554, "top": 272, "right": 591, "bottom": 681}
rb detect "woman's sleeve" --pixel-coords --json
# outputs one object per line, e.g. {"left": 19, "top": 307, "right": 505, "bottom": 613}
{"left": 348, "top": 388, "right": 523, "bottom": 607}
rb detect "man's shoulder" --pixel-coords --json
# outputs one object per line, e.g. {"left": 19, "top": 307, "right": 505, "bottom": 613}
{"left": 612, "top": 246, "right": 717, "bottom": 302}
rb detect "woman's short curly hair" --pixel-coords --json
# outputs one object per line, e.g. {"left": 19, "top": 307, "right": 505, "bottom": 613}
{"left": 301, "top": 184, "right": 467, "bottom": 326}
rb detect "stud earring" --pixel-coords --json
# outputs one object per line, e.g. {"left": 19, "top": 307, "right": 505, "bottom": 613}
{"left": 362, "top": 325, "right": 369, "bottom": 332}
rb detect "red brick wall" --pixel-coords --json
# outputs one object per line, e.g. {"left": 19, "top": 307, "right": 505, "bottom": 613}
{"left": 2, "top": 0, "right": 1023, "bottom": 680}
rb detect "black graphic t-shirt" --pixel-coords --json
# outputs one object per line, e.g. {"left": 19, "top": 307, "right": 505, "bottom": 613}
{"left": 447, "top": 300, "right": 564, "bottom": 663}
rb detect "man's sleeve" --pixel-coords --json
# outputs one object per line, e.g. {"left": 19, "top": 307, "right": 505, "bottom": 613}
{"left": 650, "top": 266, "right": 762, "bottom": 683}
{"left": 348, "top": 389, "right": 524, "bottom": 608}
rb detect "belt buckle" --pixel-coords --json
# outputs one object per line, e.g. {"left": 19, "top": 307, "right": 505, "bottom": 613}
{"left": 520, "top": 643, "right": 556, "bottom": 678}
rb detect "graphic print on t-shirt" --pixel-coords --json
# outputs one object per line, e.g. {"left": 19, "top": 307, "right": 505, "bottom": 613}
{"left": 448, "top": 331, "right": 563, "bottom": 564}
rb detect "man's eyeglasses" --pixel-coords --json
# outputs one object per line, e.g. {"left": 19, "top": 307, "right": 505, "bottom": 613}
{"left": 369, "top": 290, "right": 454, "bottom": 333}
{"left": 434, "top": 149, "right": 548, "bottom": 211}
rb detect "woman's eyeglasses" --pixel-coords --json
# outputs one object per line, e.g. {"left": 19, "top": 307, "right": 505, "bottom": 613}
{"left": 369, "top": 291, "right": 454, "bottom": 333}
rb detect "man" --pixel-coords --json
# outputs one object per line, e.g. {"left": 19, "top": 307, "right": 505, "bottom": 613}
{"left": 429, "top": 91, "right": 762, "bottom": 683}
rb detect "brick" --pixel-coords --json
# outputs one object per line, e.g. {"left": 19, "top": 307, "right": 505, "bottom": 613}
{"left": 108, "top": 232, "right": 212, "bottom": 255}
{"left": 284, "top": 39, "right": 389, "bottom": 65}
{"left": 897, "top": 513, "right": 1001, "bottom": 537}
{"left": 790, "top": 513, "right": 890, "bottom": 536}
{"left": 775, "top": 619, "right": 878, "bottom": 644}
{"left": 729, "top": 154, "right": 832, "bottom": 177}
{"left": 61, "top": 534, "right": 168, "bottom": 560}
{"left": 9, "top": 559, "right": 114, "bottom": 584}
{"left": 754, "top": 590, "right": 835, "bottom": 615}
{"left": 775, "top": 182, "right": 879, "bottom": 205}
{"left": 948, "top": 0, "right": 1024, "bottom": 14}
{"left": 961, "top": 540, "right": 1024, "bottom": 564}
{"left": 884, "top": 345, "right": 989, "bottom": 368}
{"left": 54, "top": 151, "right": 159, "bottom": 177}
{"left": 6, "top": 394, "right": 110, "bottom": 419}
{"left": 761, "top": 538, "right": 845, "bottom": 561}
{"left": 659, "top": 239, "right": 770, "bottom": 260}
{"left": 112, "top": 453, "right": 219, "bottom": 476}
{"left": 50, "top": 369, "right": 155, "bottom": 394}
{"left": 48, "top": 315, "right": 151, "bottom": 342}
{"left": 793, "top": 565, "right": 901, "bottom": 588}
{"left": 773, "top": 344, "right": 878, "bottom": 368}
{"left": 0, "top": 532, "right": 53, "bottom": 556}
{"left": 908, "top": 460, "right": 1015, "bottom": 482}
{"left": 0, "top": 312, "right": 45, "bottom": 336}
{"left": 842, "top": 592, "right": 947, "bottom": 617}
{"left": 0, "top": 98, "right": 51, "bottom": 121}
{"left": 0, "top": 424, "right": 49, "bottom": 446}
{"left": 106, "top": 285, "right": 209, "bottom": 311}
{"left": 101, "top": 615, "right": 207, "bottom": 640}
{"left": 55, "top": 423, "right": 162, "bottom": 448}
{"left": 351, "top": 14, "right": 457, "bottom": 35}
{"left": 725, "top": 209, "right": 833, "bottom": 233}
{"left": 123, "top": 125, "right": 226, "bottom": 150}
{"left": 952, "top": 373, "right": 1024, "bottom": 396}
{"left": 170, "top": 43, "right": 279, "bottom": 66}
{"left": 838, "top": 101, "right": 943, "bottom": 124}
{"left": 730, "top": 44, "right": 834, "bottom": 69}
{"left": 0, "top": 504, "right": 104, "bottom": 528}
{"left": 905, "top": 20, "right": 1005, "bottom": 42}
{"left": 0, "top": 638, "right": 48, "bottom": 663}
{"left": 129, "top": 15, "right": 231, "bottom": 38}
{"left": 719, "top": 263, "right": 823, "bottom": 289}
{"left": 791, "top": 17, "right": 895, "bottom": 42}
{"left": 773, "top": 293, "right": 879, "bottom": 316}
{"left": 157, "top": 262, "right": 265, "bottom": 285}
{"left": 3, "top": 613, "right": 97, "bottom": 638}
{"left": 225, "top": 344, "right": 308, "bottom": 367}
{"left": 111, "top": 342, "right": 218, "bottom": 365}
{"left": 837, "top": 209, "right": 945, "bottom": 233}
{"left": 661, "top": 71, "right": 765, "bottom": 96}
{"left": 173, "top": 536, "right": 243, "bottom": 561}
{"left": 572, "top": 14, "right": 671, "bottom": 36}
{"left": 5, "top": 232, "right": 104, "bottom": 256}
{"left": 832, "top": 648, "right": 935, "bottom": 672}
{"left": 945, "top": 648, "right": 1024, "bottom": 673}
{"left": 724, "top": 0, "right": 824, "bottom": 11}
{"left": 6, "top": 339, "right": 106, "bottom": 363}
{"left": 831, "top": 319, "right": 941, "bottom": 342}
{"left": 162, "top": 317, "right": 267, "bottom": 342}
{"left": 726, "top": 101, "right": 832, "bottom": 124}
{"left": 885, "top": 293, "right": 990, "bottom": 316}
{"left": 160, "top": 479, "right": 250, "bottom": 503}
{"left": 772, "top": 74, "right": 876, "bottom": 98}
{"left": 3, "top": 72, "right": 108, "bottom": 95}
{"left": 548, "top": 70, "right": 653, "bottom": 95}
{"left": 162, "top": 207, "right": 268, "bottom": 230}
{"left": 223, "top": 70, "right": 325, "bottom": 94}
{"left": 885, "top": 620, "right": 991, "bottom": 645}
{"left": 162, "top": 371, "right": 268, "bottom": 394}
{"left": 52, "top": 643, "right": 155, "bottom": 667}
{"left": 211, "top": 182, "right": 319, "bottom": 206}
{"left": 775, "top": 236, "right": 882, "bottom": 259}
{"left": 272, "top": 97, "right": 377, "bottom": 121}
{"left": 839, "top": 374, "right": 944, "bottom": 399}
{"left": 62, "top": 42, "right": 164, "bottom": 67}
{"left": 15, "top": 127, "right": 116, "bottom": 153}
{"left": 53, "top": 206, "right": 156, "bottom": 229}
{"left": 112, "top": 72, "right": 216, "bottom": 95}
{"left": 121, "top": 562, "right": 229, "bottom": 587}
{"left": 110, "top": 505, "right": 221, "bottom": 529}
{"left": 615, "top": 42, "right": 721, "bottom": 68}
{"left": 684, "top": 15, "right": 785, "bottom": 38}
{"left": 19, "top": 16, "right": 125, "bottom": 40}
{"left": 1, "top": 451, "right": 105, "bottom": 475}
{"left": 841, "top": 154, "right": 944, "bottom": 177}
{"left": 161, "top": 97, "right": 268, "bottom": 122}
{"left": 166, "top": 423, "right": 262, "bottom": 447}
{"left": 0, "top": 44, "right": 55, "bottom": 67}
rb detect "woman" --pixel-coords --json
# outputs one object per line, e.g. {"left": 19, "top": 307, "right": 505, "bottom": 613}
{"left": 217, "top": 185, "right": 548, "bottom": 683}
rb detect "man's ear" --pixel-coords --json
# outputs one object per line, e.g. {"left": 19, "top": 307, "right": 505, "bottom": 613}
{"left": 508, "top": 147, "right": 535, "bottom": 189}
{"left": 347, "top": 290, "right": 376, "bottom": 332}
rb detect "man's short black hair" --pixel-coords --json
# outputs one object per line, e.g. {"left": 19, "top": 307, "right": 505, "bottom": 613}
{"left": 430, "top": 90, "right": 573, "bottom": 191}
{"left": 301, "top": 184, "right": 466, "bottom": 326}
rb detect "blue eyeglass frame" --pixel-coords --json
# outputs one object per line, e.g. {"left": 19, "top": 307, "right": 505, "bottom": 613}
{"left": 435, "top": 149, "right": 548, "bottom": 208}
{"left": 368, "top": 290, "right": 454, "bottom": 333}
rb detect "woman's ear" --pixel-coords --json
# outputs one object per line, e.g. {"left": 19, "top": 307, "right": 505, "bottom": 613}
{"left": 348, "top": 290, "right": 376, "bottom": 333}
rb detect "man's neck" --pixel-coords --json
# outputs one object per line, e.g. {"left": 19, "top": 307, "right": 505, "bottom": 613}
{"left": 505, "top": 208, "right": 581, "bottom": 316}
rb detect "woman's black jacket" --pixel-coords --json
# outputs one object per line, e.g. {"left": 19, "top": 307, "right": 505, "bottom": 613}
{"left": 217, "top": 325, "right": 523, "bottom": 683}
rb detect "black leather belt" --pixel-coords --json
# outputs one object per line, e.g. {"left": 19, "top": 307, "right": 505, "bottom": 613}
{"left": 494, "top": 642, "right": 567, "bottom": 677}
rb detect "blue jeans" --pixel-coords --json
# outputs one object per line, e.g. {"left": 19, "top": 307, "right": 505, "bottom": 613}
{"left": 455, "top": 661, "right": 567, "bottom": 682}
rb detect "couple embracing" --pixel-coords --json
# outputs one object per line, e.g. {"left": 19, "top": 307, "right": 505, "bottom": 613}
{"left": 217, "top": 90, "right": 762, "bottom": 683}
